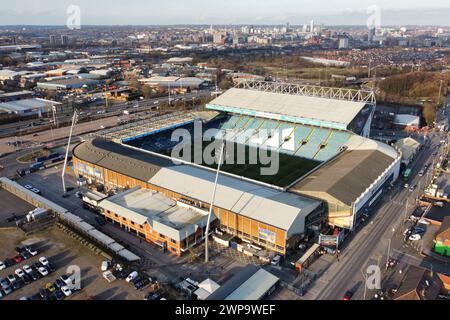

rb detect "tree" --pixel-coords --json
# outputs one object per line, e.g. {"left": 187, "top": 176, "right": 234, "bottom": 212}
{"left": 422, "top": 103, "right": 437, "bottom": 127}
{"left": 219, "top": 78, "right": 233, "bottom": 90}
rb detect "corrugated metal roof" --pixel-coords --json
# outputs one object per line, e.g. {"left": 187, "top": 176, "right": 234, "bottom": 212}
{"left": 290, "top": 149, "right": 394, "bottom": 206}
{"left": 149, "top": 165, "right": 321, "bottom": 231}
{"left": 73, "top": 139, "right": 171, "bottom": 182}
{"left": 207, "top": 265, "right": 279, "bottom": 300}
{"left": 225, "top": 268, "right": 279, "bottom": 300}
{"left": 208, "top": 88, "right": 366, "bottom": 127}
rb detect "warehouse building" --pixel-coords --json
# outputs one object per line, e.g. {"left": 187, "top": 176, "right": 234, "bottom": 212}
{"left": 0, "top": 98, "right": 62, "bottom": 118}
{"left": 37, "top": 77, "right": 99, "bottom": 91}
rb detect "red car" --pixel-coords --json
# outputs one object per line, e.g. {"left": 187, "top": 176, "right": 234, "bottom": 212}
{"left": 12, "top": 256, "right": 22, "bottom": 264}
{"left": 343, "top": 290, "right": 353, "bottom": 300}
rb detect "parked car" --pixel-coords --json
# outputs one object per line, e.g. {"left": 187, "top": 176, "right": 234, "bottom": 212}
{"left": 61, "top": 286, "right": 73, "bottom": 297}
{"left": 23, "top": 265, "right": 33, "bottom": 274}
{"left": 134, "top": 277, "right": 150, "bottom": 290}
{"left": 0, "top": 261, "right": 5, "bottom": 270}
{"left": 7, "top": 274, "right": 16, "bottom": 283}
{"left": 15, "top": 269, "right": 25, "bottom": 278}
{"left": 29, "top": 270, "right": 39, "bottom": 281}
{"left": 19, "top": 251, "right": 31, "bottom": 260}
{"left": 126, "top": 271, "right": 139, "bottom": 283}
{"left": 101, "top": 261, "right": 111, "bottom": 272}
{"left": 12, "top": 256, "right": 22, "bottom": 264}
{"left": 25, "top": 246, "right": 38, "bottom": 256}
{"left": 38, "top": 267, "right": 48, "bottom": 277}
{"left": 60, "top": 274, "right": 73, "bottom": 286}
{"left": 55, "top": 278, "right": 65, "bottom": 289}
{"left": 271, "top": 255, "right": 281, "bottom": 266}
{"left": 409, "top": 234, "right": 422, "bottom": 241}
{"left": 45, "top": 282, "right": 56, "bottom": 293}
{"left": 39, "top": 257, "right": 49, "bottom": 267}
{"left": 2, "top": 285, "right": 12, "bottom": 295}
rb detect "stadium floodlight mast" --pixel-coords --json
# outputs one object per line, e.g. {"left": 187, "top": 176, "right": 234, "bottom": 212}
{"left": 205, "top": 139, "right": 225, "bottom": 263}
{"left": 62, "top": 110, "right": 78, "bottom": 194}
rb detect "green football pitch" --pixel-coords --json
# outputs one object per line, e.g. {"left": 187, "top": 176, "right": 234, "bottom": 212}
{"left": 168, "top": 140, "right": 321, "bottom": 187}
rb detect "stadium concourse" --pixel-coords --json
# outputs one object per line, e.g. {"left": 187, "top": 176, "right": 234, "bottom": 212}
{"left": 72, "top": 81, "right": 402, "bottom": 256}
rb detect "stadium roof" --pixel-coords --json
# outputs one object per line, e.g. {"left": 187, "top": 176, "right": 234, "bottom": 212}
{"left": 148, "top": 165, "right": 321, "bottom": 232}
{"left": 207, "top": 265, "right": 279, "bottom": 300}
{"left": 73, "top": 138, "right": 172, "bottom": 181}
{"left": 207, "top": 88, "right": 367, "bottom": 130}
{"left": 290, "top": 135, "right": 399, "bottom": 207}
{"left": 74, "top": 139, "right": 321, "bottom": 232}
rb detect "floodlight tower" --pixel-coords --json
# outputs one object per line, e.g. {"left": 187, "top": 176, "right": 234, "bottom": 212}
{"left": 61, "top": 110, "right": 78, "bottom": 194}
{"left": 205, "top": 140, "right": 225, "bottom": 263}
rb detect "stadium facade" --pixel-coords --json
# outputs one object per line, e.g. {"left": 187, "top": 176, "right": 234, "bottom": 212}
{"left": 73, "top": 81, "right": 401, "bottom": 255}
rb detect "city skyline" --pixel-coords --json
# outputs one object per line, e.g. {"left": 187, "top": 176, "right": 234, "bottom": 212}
{"left": 1, "top": 0, "right": 450, "bottom": 26}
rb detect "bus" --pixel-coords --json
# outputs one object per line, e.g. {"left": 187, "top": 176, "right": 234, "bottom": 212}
{"left": 403, "top": 168, "right": 412, "bottom": 181}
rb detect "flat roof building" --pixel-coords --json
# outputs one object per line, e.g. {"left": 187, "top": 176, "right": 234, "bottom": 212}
{"left": 0, "top": 98, "right": 61, "bottom": 117}
{"left": 98, "top": 186, "right": 216, "bottom": 256}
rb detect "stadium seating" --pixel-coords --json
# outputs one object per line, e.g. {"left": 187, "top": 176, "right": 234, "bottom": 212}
{"left": 295, "top": 128, "right": 331, "bottom": 158}
{"left": 218, "top": 116, "right": 351, "bottom": 162}
{"left": 314, "top": 131, "right": 351, "bottom": 161}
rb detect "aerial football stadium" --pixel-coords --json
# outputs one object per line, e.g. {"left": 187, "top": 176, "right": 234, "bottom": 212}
{"left": 72, "top": 81, "right": 401, "bottom": 256}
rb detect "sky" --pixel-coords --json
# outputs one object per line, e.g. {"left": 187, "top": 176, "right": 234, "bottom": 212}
{"left": 1, "top": 0, "right": 450, "bottom": 26}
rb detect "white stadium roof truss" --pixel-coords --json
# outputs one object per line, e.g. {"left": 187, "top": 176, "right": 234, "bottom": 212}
{"left": 238, "top": 80, "right": 376, "bottom": 105}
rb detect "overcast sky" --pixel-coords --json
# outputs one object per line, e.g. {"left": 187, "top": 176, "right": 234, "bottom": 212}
{"left": 1, "top": 0, "right": 450, "bottom": 26}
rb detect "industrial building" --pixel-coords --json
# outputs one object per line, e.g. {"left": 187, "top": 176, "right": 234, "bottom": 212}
{"left": 37, "top": 77, "right": 99, "bottom": 91}
{"left": 0, "top": 98, "right": 62, "bottom": 117}
{"left": 73, "top": 81, "right": 401, "bottom": 255}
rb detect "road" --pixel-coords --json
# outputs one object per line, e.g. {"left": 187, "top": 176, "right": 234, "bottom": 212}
{"left": 313, "top": 97, "right": 450, "bottom": 300}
